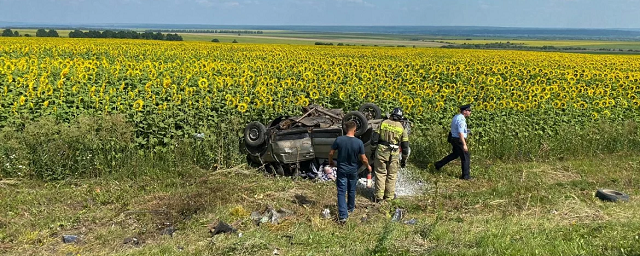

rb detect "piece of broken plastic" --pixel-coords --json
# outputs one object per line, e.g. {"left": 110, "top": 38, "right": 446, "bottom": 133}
{"left": 403, "top": 218, "right": 417, "bottom": 225}
{"left": 62, "top": 235, "right": 78, "bottom": 243}
{"left": 251, "top": 207, "right": 293, "bottom": 225}
{"left": 391, "top": 208, "right": 405, "bottom": 222}
{"left": 321, "top": 208, "right": 331, "bottom": 219}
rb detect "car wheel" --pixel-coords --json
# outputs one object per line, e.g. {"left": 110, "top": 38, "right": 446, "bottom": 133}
{"left": 359, "top": 103, "right": 382, "bottom": 120}
{"left": 343, "top": 111, "right": 369, "bottom": 137}
{"left": 595, "top": 189, "right": 629, "bottom": 202}
{"left": 244, "top": 121, "right": 267, "bottom": 147}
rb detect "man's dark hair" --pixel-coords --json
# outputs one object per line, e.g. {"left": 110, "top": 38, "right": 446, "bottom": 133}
{"left": 345, "top": 121, "right": 357, "bottom": 131}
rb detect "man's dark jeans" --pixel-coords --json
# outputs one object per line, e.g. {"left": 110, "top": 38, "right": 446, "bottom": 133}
{"left": 435, "top": 139, "right": 471, "bottom": 179}
{"left": 336, "top": 170, "right": 358, "bottom": 219}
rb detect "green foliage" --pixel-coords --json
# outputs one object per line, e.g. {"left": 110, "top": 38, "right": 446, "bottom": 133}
{"left": 0, "top": 114, "right": 244, "bottom": 180}
{"left": 68, "top": 29, "right": 183, "bottom": 41}
{"left": 35, "top": 29, "right": 59, "bottom": 37}
{"left": 1, "top": 29, "right": 16, "bottom": 37}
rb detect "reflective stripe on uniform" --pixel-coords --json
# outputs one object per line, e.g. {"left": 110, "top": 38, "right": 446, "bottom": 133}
{"left": 380, "top": 122, "right": 403, "bottom": 135}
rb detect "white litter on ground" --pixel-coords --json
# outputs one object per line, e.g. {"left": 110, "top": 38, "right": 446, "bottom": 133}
{"left": 395, "top": 169, "right": 428, "bottom": 197}
{"left": 356, "top": 169, "right": 427, "bottom": 198}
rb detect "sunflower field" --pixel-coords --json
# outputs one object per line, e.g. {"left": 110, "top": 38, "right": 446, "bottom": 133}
{"left": 1, "top": 37, "right": 640, "bottom": 178}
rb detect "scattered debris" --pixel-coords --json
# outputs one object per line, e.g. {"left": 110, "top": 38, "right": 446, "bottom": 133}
{"left": 161, "top": 226, "right": 176, "bottom": 236}
{"left": 595, "top": 189, "right": 630, "bottom": 202}
{"left": 321, "top": 209, "right": 331, "bottom": 219}
{"left": 360, "top": 215, "right": 369, "bottom": 223}
{"left": 210, "top": 221, "right": 235, "bottom": 236}
{"left": 238, "top": 232, "right": 243, "bottom": 238}
{"left": 62, "top": 235, "right": 79, "bottom": 244}
{"left": 403, "top": 218, "right": 418, "bottom": 225}
{"left": 250, "top": 206, "right": 294, "bottom": 225}
{"left": 395, "top": 171, "right": 428, "bottom": 197}
{"left": 294, "top": 194, "right": 315, "bottom": 206}
{"left": 193, "top": 133, "right": 205, "bottom": 140}
{"left": 391, "top": 208, "right": 405, "bottom": 222}
{"left": 123, "top": 236, "right": 141, "bottom": 246}
{"left": 273, "top": 248, "right": 281, "bottom": 255}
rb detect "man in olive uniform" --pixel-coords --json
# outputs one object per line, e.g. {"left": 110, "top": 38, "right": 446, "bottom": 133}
{"left": 373, "top": 107, "right": 410, "bottom": 202}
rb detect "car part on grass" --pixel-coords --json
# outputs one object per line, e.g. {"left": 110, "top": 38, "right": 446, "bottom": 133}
{"left": 359, "top": 103, "right": 382, "bottom": 120}
{"left": 62, "top": 235, "right": 79, "bottom": 243}
{"left": 210, "top": 221, "right": 235, "bottom": 236}
{"left": 391, "top": 208, "right": 405, "bottom": 221}
{"left": 123, "top": 236, "right": 141, "bottom": 246}
{"left": 251, "top": 207, "right": 294, "bottom": 225}
{"left": 161, "top": 226, "right": 176, "bottom": 236}
{"left": 403, "top": 218, "right": 418, "bottom": 225}
{"left": 595, "top": 189, "right": 629, "bottom": 202}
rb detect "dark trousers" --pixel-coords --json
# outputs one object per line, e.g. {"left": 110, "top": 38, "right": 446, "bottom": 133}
{"left": 435, "top": 139, "right": 471, "bottom": 179}
{"left": 336, "top": 170, "right": 358, "bottom": 219}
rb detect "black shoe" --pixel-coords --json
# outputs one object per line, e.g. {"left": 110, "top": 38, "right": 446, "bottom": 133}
{"left": 338, "top": 218, "right": 347, "bottom": 224}
{"left": 460, "top": 176, "right": 474, "bottom": 181}
{"left": 433, "top": 162, "right": 442, "bottom": 171}
{"left": 374, "top": 198, "right": 385, "bottom": 204}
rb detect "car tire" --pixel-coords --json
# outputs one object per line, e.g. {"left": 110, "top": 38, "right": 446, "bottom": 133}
{"left": 595, "top": 189, "right": 629, "bottom": 202}
{"left": 359, "top": 103, "right": 382, "bottom": 120}
{"left": 343, "top": 111, "right": 369, "bottom": 137}
{"left": 244, "top": 121, "right": 267, "bottom": 147}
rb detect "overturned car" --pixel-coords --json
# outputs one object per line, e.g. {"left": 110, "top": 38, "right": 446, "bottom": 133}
{"left": 242, "top": 103, "right": 411, "bottom": 177}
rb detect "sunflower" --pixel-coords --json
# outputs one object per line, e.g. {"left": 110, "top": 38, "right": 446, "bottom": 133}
{"left": 309, "top": 89, "right": 320, "bottom": 100}
{"left": 133, "top": 99, "right": 144, "bottom": 111}
{"left": 237, "top": 102, "right": 248, "bottom": 113}
{"left": 198, "top": 78, "right": 209, "bottom": 90}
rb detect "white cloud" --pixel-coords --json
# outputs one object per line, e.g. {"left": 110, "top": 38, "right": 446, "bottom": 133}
{"left": 194, "top": 0, "right": 241, "bottom": 8}
{"left": 337, "top": 0, "right": 373, "bottom": 7}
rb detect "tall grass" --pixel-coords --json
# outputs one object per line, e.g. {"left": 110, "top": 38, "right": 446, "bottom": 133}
{"left": 410, "top": 119, "right": 640, "bottom": 168}
{"left": 0, "top": 115, "right": 244, "bottom": 180}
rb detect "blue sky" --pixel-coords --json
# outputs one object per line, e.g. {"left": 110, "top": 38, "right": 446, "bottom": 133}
{"left": 1, "top": 0, "right": 639, "bottom": 28}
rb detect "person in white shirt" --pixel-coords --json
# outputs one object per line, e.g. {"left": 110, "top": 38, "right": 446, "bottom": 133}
{"left": 434, "top": 104, "right": 472, "bottom": 180}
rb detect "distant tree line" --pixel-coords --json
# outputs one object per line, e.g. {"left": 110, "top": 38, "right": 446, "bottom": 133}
{"left": 1, "top": 28, "right": 59, "bottom": 37}
{"left": 68, "top": 30, "right": 183, "bottom": 41}
{"left": 150, "top": 29, "right": 263, "bottom": 34}
{"left": 441, "top": 42, "right": 588, "bottom": 51}
{"left": 1, "top": 29, "right": 20, "bottom": 37}
{"left": 441, "top": 42, "right": 640, "bottom": 53}
{"left": 36, "top": 29, "right": 60, "bottom": 37}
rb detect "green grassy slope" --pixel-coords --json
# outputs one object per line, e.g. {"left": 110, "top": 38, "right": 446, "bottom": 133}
{"left": 1, "top": 154, "right": 639, "bottom": 255}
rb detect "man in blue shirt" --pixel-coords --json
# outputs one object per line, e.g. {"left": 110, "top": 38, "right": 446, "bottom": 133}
{"left": 434, "top": 104, "right": 472, "bottom": 180}
{"left": 329, "top": 120, "right": 372, "bottom": 223}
